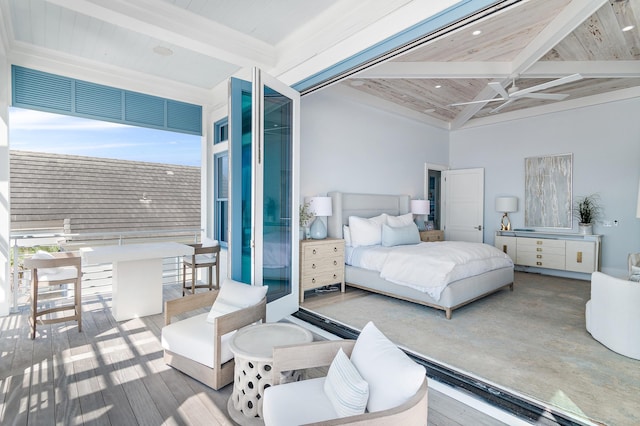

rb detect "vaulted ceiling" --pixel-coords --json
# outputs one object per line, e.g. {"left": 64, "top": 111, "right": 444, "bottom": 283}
{"left": 1, "top": 0, "right": 638, "bottom": 129}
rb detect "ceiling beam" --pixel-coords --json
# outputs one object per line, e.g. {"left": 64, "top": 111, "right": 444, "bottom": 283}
{"left": 526, "top": 61, "right": 640, "bottom": 78}
{"left": 355, "top": 61, "right": 512, "bottom": 79}
{"left": 44, "top": 0, "right": 276, "bottom": 69}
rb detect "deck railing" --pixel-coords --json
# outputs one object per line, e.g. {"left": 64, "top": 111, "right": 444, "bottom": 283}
{"left": 10, "top": 228, "right": 203, "bottom": 312}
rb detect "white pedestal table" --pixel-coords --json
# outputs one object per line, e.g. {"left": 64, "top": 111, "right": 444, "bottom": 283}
{"left": 80, "top": 242, "right": 194, "bottom": 321}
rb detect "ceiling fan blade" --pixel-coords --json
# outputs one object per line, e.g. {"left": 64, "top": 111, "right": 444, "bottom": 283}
{"left": 510, "top": 73, "right": 582, "bottom": 97}
{"left": 520, "top": 93, "right": 570, "bottom": 101}
{"left": 449, "top": 98, "right": 505, "bottom": 107}
{"left": 490, "top": 99, "right": 515, "bottom": 114}
{"left": 488, "top": 81, "right": 509, "bottom": 99}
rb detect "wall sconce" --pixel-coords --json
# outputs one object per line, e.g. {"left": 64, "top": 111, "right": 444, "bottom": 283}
{"left": 411, "top": 199, "right": 430, "bottom": 231}
{"left": 495, "top": 196, "right": 518, "bottom": 230}
{"left": 306, "top": 196, "right": 333, "bottom": 239}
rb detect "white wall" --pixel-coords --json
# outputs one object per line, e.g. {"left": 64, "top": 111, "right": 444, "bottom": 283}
{"left": 300, "top": 86, "right": 449, "bottom": 200}
{"left": 0, "top": 58, "right": 10, "bottom": 316}
{"left": 450, "top": 98, "right": 640, "bottom": 276}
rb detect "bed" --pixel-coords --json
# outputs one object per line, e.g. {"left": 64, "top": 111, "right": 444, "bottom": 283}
{"left": 327, "top": 191, "right": 514, "bottom": 319}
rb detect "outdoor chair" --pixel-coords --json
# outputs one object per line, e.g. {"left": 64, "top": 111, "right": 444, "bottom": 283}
{"left": 23, "top": 250, "right": 82, "bottom": 340}
{"left": 262, "top": 321, "right": 428, "bottom": 425}
{"left": 162, "top": 279, "right": 267, "bottom": 390}
{"left": 182, "top": 238, "right": 220, "bottom": 296}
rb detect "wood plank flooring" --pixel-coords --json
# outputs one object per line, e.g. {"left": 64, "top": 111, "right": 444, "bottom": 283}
{"left": 0, "top": 284, "right": 507, "bottom": 426}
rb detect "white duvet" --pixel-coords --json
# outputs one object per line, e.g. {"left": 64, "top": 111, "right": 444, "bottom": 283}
{"left": 349, "top": 241, "right": 513, "bottom": 301}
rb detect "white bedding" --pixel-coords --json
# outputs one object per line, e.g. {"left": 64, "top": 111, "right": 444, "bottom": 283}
{"left": 347, "top": 241, "right": 513, "bottom": 301}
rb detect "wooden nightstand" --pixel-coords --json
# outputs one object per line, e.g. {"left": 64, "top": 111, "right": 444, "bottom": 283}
{"left": 419, "top": 230, "right": 444, "bottom": 242}
{"left": 299, "top": 238, "right": 345, "bottom": 303}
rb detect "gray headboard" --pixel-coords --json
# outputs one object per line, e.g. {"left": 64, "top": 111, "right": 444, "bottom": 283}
{"left": 327, "top": 191, "right": 411, "bottom": 239}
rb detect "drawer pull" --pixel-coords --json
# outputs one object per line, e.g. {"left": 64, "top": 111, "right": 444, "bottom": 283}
{"left": 536, "top": 248, "right": 542, "bottom": 252}
{"left": 536, "top": 241, "right": 543, "bottom": 245}
{"left": 312, "top": 264, "right": 316, "bottom": 269}
{"left": 576, "top": 251, "right": 583, "bottom": 263}
{"left": 312, "top": 249, "right": 316, "bottom": 255}
{"left": 333, "top": 274, "right": 337, "bottom": 279}
{"left": 536, "top": 254, "right": 542, "bottom": 259}
{"left": 333, "top": 260, "right": 337, "bottom": 266}
{"left": 536, "top": 261, "right": 542, "bottom": 266}
{"left": 311, "top": 278, "right": 316, "bottom": 284}
{"left": 502, "top": 245, "right": 507, "bottom": 253}
{"left": 333, "top": 247, "right": 338, "bottom": 252}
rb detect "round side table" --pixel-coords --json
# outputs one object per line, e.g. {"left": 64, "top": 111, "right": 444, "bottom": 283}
{"left": 227, "top": 322, "right": 313, "bottom": 425}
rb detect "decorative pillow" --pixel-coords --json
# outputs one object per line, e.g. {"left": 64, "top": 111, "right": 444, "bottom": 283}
{"left": 31, "top": 250, "right": 59, "bottom": 275}
{"left": 206, "top": 279, "right": 268, "bottom": 323}
{"left": 350, "top": 322, "right": 425, "bottom": 413}
{"left": 323, "top": 348, "right": 369, "bottom": 418}
{"left": 343, "top": 225, "right": 352, "bottom": 247}
{"left": 381, "top": 223, "right": 420, "bottom": 247}
{"left": 348, "top": 214, "right": 387, "bottom": 247}
{"left": 202, "top": 237, "right": 219, "bottom": 248}
{"left": 386, "top": 213, "right": 414, "bottom": 227}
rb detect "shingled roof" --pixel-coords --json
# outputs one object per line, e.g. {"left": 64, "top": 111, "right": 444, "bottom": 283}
{"left": 10, "top": 151, "right": 200, "bottom": 235}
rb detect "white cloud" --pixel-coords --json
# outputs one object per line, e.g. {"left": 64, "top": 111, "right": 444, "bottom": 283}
{"left": 9, "top": 107, "right": 130, "bottom": 130}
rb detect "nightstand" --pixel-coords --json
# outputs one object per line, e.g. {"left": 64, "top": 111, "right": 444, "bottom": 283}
{"left": 419, "top": 230, "right": 444, "bottom": 242}
{"left": 299, "top": 238, "right": 345, "bottom": 303}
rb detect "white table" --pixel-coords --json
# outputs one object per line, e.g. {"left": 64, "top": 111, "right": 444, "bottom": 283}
{"left": 80, "top": 242, "right": 194, "bottom": 321}
{"left": 227, "top": 322, "right": 314, "bottom": 425}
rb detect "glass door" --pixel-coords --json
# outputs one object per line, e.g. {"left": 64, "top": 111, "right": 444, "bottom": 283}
{"left": 229, "top": 69, "right": 300, "bottom": 321}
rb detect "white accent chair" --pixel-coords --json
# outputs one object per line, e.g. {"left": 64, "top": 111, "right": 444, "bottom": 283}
{"left": 586, "top": 272, "right": 640, "bottom": 360}
{"left": 162, "top": 279, "right": 267, "bottom": 390}
{"left": 262, "top": 322, "right": 428, "bottom": 426}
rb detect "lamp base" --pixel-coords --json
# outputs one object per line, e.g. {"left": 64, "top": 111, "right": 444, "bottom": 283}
{"left": 500, "top": 213, "right": 511, "bottom": 231}
{"left": 310, "top": 217, "right": 327, "bottom": 239}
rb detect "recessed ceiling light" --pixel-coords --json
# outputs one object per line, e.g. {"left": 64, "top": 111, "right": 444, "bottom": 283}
{"left": 435, "top": 85, "right": 442, "bottom": 89}
{"left": 153, "top": 46, "right": 173, "bottom": 56}
{"left": 622, "top": 25, "right": 634, "bottom": 32}
{"left": 472, "top": 30, "right": 482, "bottom": 36}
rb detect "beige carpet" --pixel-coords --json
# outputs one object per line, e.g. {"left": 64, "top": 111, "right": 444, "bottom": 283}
{"left": 301, "top": 271, "right": 640, "bottom": 426}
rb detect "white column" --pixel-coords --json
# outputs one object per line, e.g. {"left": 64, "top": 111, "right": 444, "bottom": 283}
{"left": 0, "top": 56, "right": 10, "bottom": 316}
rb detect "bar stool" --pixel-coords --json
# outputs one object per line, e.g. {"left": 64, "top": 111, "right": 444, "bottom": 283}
{"left": 23, "top": 251, "right": 82, "bottom": 339}
{"left": 182, "top": 239, "right": 220, "bottom": 296}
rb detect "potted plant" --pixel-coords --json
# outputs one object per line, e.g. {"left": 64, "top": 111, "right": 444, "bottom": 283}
{"left": 573, "top": 194, "right": 602, "bottom": 234}
{"left": 299, "top": 202, "right": 315, "bottom": 239}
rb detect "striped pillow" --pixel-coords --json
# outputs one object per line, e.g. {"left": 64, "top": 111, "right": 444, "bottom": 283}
{"left": 323, "top": 348, "right": 369, "bottom": 417}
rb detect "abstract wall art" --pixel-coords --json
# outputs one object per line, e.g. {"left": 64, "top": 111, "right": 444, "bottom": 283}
{"left": 524, "top": 153, "right": 573, "bottom": 228}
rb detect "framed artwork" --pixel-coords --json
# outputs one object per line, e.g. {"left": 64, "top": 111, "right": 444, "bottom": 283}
{"left": 524, "top": 153, "right": 573, "bottom": 228}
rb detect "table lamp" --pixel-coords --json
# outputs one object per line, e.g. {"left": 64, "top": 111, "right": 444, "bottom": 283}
{"left": 306, "top": 196, "right": 332, "bottom": 239}
{"left": 411, "top": 199, "right": 429, "bottom": 231}
{"left": 495, "top": 196, "right": 518, "bottom": 230}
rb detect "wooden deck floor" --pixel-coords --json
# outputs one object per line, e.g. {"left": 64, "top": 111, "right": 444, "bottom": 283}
{"left": 0, "top": 284, "right": 507, "bottom": 426}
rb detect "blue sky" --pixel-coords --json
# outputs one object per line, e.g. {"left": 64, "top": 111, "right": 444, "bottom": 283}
{"left": 9, "top": 107, "right": 201, "bottom": 166}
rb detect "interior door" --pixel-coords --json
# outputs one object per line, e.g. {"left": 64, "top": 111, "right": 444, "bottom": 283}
{"left": 229, "top": 69, "right": 300, "bottom": 322}
{"left": 443, "top": 168, "right": 484, "bottom": 242}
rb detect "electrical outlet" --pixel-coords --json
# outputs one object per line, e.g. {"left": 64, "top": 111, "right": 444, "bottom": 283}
{"left": 613, "top": 220, "right": 619, "bottom": 227}
{"left": 602, "top": 220, "right": 612, "bottom": 227}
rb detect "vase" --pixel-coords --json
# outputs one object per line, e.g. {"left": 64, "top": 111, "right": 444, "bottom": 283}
{"left": 578, "top": 223, "right": 593, "bottom": 235}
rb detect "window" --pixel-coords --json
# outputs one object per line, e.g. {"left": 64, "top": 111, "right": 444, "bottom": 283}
{"left": 214, "top": 118, "right": 228, "bottom": 144}
{"left": 215, "top": 153, "right": 229, "bottom": 246}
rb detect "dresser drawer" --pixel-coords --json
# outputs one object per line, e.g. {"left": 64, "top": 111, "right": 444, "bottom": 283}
{"left": 299, "top": 238, "right": 345, "bottom": 302}
{"left": 302, "top": 242, "right": 344, "bottom": 259}
{"left": 517, "top": 252, "right": 565, "bottom": 270}
{"left": 301, "top": 255, "right": 343, "bottom": 274}
{"left": 517, "top": 238, "right": 565, "bottom": 256}
{"left": 301, "top": 269, "right": 345, "bottom": 291}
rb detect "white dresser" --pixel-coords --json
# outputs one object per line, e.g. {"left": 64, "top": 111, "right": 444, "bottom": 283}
{"left": 495, "top": 231, "right": 601, "bottom": 275}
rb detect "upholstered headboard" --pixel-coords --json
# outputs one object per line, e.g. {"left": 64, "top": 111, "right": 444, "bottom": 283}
{"left": 327, "top": 191, "right": 411, "bottom": 239}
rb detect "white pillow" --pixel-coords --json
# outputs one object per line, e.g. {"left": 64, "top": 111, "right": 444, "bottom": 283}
{"left": 350, "top": 322, "right": 425, "bottom": 413}
{"left": 381, "top": 223, "right": 420, "bottom": 247}
{"left": 386, "top": 213, "right": 414, "bottom": 227}
{"left": 343, "top": 225, "right": 352, "bottom": 247}
{"left": 31, "top": 250, "right": 59, "bottom": 275}
{"left": 202, "top": 237, "right": 219, "bottom": 248}
{"left": 348, "top": 214, "right": 387, "bottom": 247}
{"left": 206, "top": 279, "right": 268, "bottom": 323}
{"left": 323, "top": 348, "right": 369, "bottom": 418}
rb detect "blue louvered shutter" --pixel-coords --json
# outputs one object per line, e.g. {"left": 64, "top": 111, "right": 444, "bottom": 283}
{"left": 11, "top": 65, "right": 202, "bottom": 135}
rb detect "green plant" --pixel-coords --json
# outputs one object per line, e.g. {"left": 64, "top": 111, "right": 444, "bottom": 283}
{"left": 573, "top": 194, "right": 602, "bottom": 224}
{"left": 299, "top": 202, "right": 315, "bottom": 227}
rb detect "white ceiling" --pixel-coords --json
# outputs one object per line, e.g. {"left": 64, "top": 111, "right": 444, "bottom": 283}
{"left": 1, "top": 0, "right": 639, "bottom": 128}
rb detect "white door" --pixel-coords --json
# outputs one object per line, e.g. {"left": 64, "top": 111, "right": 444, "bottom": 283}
{"left": 229, "top": 68, "right": 300, "bottom": 322}
{"left": 443, "top": 168, "right": 484, "bottom": 242}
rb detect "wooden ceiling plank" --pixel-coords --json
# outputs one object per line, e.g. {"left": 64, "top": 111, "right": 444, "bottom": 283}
{"left": 356, "top": 61, "right": 512, "bottom": 79}
{"left": 528, "top": 60, "right": 640, "bottom": 78}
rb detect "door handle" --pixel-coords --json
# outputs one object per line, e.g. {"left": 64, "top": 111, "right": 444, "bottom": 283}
{"left": 474, "top": 225, "right": 482, "bottom": 230}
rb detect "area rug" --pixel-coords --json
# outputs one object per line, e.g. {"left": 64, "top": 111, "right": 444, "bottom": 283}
{"left": 302, "top": 272, "right": 640, "bottom": 426}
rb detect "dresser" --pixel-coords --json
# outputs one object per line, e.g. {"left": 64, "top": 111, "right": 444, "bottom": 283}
{"left": 299, "top": 238, "right": 345, "bottom": 303}
{"left": 495, "top": 231, "right": 601, "bottom": 275}
{"left": 419, "top": 230, "right": 444, "bottom": 242}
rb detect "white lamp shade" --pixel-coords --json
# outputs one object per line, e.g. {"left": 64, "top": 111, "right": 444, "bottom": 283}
{"left": 411, "top": 199, "right": 429, "bottom": 215}
{"left": 305, "top": 196, "right": 333, "bottom": 217}
{"left": 495, "top": 196, "right": 518, "bottom": 213}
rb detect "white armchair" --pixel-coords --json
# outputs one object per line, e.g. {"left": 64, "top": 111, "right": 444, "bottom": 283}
{"left": 586, "top": 272, "right": 640, "bottom": 360}
{"left": 162, "top": 279, "right": 267, "bottom": 390}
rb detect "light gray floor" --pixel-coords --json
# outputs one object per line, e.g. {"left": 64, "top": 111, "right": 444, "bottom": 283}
{"left": 301, "top": 272, "right": 639, "bottom": 426}
{"left": 0, "top": 283, "right": 509, "bottom": 426}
